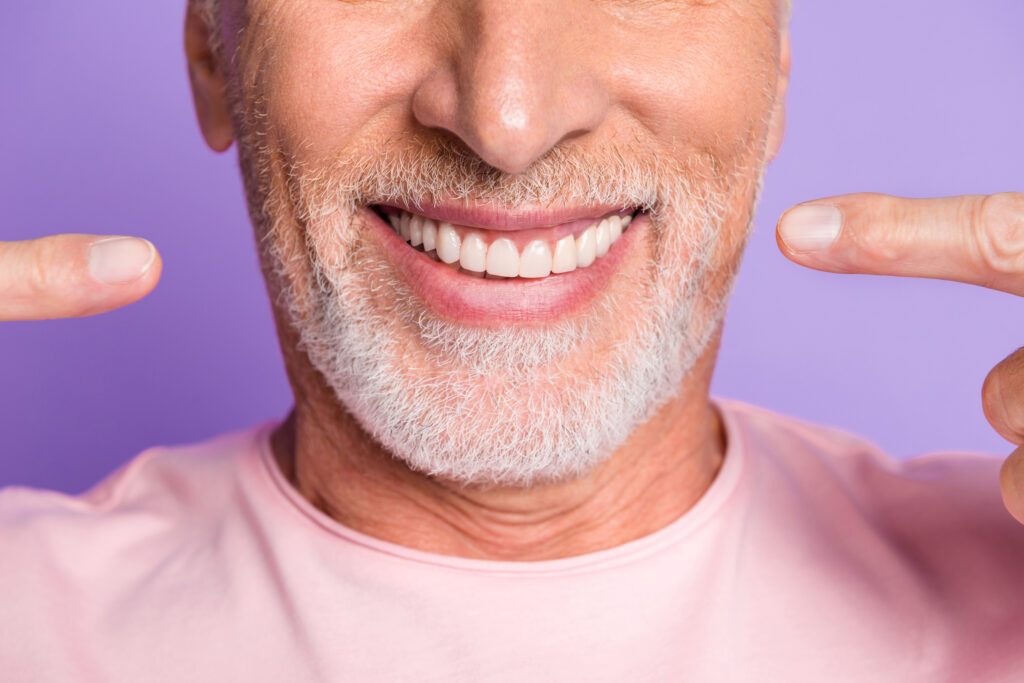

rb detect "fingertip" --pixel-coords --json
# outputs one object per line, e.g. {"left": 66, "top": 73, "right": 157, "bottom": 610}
{"left": 88, "top": 237, "right": 158, "bottom": 285}
{"left": 135, "top": 244, "right": 163, "bottom": 299}
{"left": 127, "top": 238, "right": 163, "bottom": 294}
{"left": 777, "top": 204, "right": 843, "bottom": 255}
{"left": 76, "top": 236, "right": 160, "bottom": 314}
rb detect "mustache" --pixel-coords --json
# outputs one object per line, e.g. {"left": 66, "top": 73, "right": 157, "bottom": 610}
{"left": 280, "top": 132, "right": 713, "bottom": 223}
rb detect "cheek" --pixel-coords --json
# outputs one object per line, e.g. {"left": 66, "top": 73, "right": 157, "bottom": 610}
{"left": 251, "top": 5, "right": 430, "bottom": 164}
{"left": 609, "top": 15, "right": 779, "bottom": 164}
{"left": 608, "top": 11, "right": 779, "bottom": 290}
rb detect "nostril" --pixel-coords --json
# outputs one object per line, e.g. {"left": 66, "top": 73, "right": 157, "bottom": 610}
{"left": 450, "top": 103, "right": 558, "bottom": 175}
{"left": 410, "top": 37, "right": 609, "bottom": 176}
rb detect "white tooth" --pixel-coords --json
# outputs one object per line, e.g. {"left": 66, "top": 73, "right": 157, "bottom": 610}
{"left": 595, "top": 219, "right": 611, "bottom": 257}
{"left": 460, "top": 232, "right": 487, "bottom": 272}
{"left": 387, "top": 213, "right": 400, "bottom": 231}
{"left": 409, "top": 215, "right": 423, "bottom": 247}
{"left": 551, "top": 235, "right": 577, "bottom": 274}
{"left": 422, "top": 219, "right": 437, "bottom": 252}
{"left": 400, "top": 213, "right": 412, "bottom": 241}
{"left": 486, "top": 238, "right": 520, "bottom": 278}
{"left": 622, "top": 214, "right": 633, "bottom": 229}
{"left": 576, "top": 226, "right": 597, "bottom": 268}
{"left": 437, "top": 222, "right": 461, "bottom": 264}
{"left": 519, "top": 240, "right": 552, "bottom": 278}
{"left": 608, "top": 216, "right": 623, "bottom": 243}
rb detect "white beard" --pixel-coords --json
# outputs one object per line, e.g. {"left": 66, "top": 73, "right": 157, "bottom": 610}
{"left": 242, "top": 131, "right": 757, "bottom": 488}
{"left": 277, "top": 186, "right": 738, "bottom": 489}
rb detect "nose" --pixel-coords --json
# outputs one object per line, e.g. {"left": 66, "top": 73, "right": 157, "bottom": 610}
{"left": 412, "top": 0, "right": 609, "bottom": 175}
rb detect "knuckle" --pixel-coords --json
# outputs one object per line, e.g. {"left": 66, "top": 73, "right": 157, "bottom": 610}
{"left": 1000, "top": 449, "right": 1024, "bottom": 525}
{"left": 855, "top": 231, "right": 901, "bottom": 264}
{"left": 853, "top": 196, "right": 910, "bottom": 263}
{"left": 983, "top": 369, "right": 1010, "bottom": 431}
{"left": 1000, "top": 456, "right": 1019, "bottom": 517}
{"left": 983, "top": 348, "right": 1024, "bottom": 443}
{"left": 25, "top": 239, "right": 74, "bottom": 299}
{"left": 972, "top": 192, "right": 1024, "bottom": 276}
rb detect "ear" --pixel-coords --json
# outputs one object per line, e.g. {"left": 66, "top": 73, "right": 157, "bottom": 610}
{"left": 765, "top": 30, "right": 791, "bottom": 162}
{"left": 185, "top": 6, "right": 233, "bottom": 152}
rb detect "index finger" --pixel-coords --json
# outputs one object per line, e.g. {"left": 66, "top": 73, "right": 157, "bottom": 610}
{"left": 0, "top": 234, "right": 161, "bottom": 321}
{"left": 777, "top": 192, "right": 1024, "bottom": 296}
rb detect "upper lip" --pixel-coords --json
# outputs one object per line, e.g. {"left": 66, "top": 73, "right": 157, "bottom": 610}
{"left": 374, "top": 201, "right": 636, "bottom": 231}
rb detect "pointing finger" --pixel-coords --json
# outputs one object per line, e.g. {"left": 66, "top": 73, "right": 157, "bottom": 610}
{"left": 0, "top": 234, "right": 162, "bottom": 321}
{"left": 777, "top": 192, "right": 1024, "bottom": 295}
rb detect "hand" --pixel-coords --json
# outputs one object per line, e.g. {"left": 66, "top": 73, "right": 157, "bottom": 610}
{"left": 776, "top": 192, "right": 1024, "bottom": 523}
{"left": 0, "top": 234, "right": 161, "bottom": 321}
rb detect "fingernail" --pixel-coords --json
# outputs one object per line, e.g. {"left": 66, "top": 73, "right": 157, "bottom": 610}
{"left": 779, "top": 205, "right": 843, "bottom": 252}
{"left": 88, "top": 237, "right": 156, "bottom": 284}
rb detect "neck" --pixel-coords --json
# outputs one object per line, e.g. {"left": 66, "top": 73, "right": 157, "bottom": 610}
{"left": 270, "top": 343, "right": 726, "bottom": 562}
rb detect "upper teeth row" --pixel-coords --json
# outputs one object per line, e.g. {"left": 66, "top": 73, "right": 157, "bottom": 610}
{"left": 386, "top": 212, "right": 632, "bottom": 278}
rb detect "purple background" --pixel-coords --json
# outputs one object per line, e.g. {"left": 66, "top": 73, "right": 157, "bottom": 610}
{"left": 1, "top": 1, "right": 1022, "bottom": 492}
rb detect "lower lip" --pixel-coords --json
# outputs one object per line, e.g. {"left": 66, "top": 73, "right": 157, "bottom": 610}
{"left": 365, "top": 208, "right": 647, "bottom": 325}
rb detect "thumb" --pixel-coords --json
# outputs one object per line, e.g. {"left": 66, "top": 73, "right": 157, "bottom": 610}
{"left": 0, "top": 234, "right": 162, "bottom": 321}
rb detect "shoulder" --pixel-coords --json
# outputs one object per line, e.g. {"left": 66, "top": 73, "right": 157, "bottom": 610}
{"left": 712, "top": 400, "right": 1024, "bottom": 679}
{"left": 0, "top": 425, "right": 273, "bottom": 586}
{"left": 720, "top": 399, "right": 1024, "bottom": 628}
{"left": 0, "top": 425, "right": 278, "bottom": 674}
{"left": 718, "top": 398, "right": 1010, "bottom": 526}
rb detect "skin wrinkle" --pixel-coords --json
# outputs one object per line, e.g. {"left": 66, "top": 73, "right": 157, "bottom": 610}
{"left": 191, "top": 0, "right": 787, "bottom": 559}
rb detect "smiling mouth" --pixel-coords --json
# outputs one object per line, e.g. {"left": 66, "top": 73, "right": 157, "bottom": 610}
{"left": 371, "top": 205, "right": 638, "bottom": 280}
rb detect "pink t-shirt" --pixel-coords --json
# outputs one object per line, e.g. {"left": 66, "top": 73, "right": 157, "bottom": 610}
{"left": 3, "top": 400, "right": 1024, "bottom": 682}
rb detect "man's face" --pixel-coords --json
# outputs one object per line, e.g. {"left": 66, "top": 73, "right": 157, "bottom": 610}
{"left": 211, "top": 0, "right": 787, "bottom": 486}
